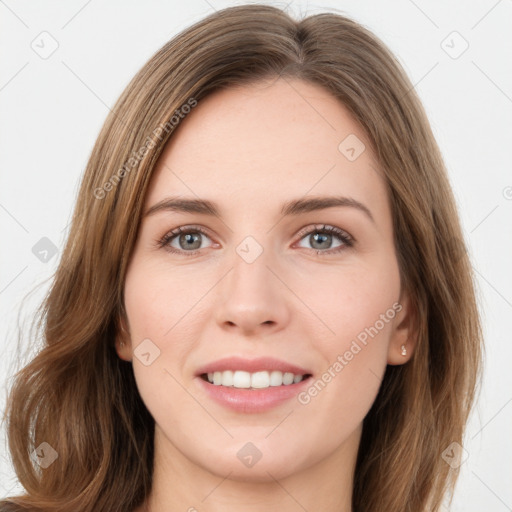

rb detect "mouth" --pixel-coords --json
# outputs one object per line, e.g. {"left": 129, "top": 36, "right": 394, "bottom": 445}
{"left": 199, "top": 370, "right": 313, "bottom": 389}
{"left": 195, "top": 357, "right": 314, "bottom": 413}
{"left": 195, "top": 356, "right": 313, "bottom": 389}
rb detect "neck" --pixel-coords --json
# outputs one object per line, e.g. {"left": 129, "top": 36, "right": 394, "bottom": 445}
{"left": 139, "top": 424, "right": 361, "bottom": 512}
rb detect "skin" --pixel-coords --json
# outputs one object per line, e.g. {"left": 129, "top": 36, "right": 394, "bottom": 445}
{"left": 116, "top": 77, "right": 416, "bottom": 512}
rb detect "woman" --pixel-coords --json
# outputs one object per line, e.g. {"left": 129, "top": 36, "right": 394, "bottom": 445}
{"left": 0, "top": 4, "right": 483, "bottom": 511}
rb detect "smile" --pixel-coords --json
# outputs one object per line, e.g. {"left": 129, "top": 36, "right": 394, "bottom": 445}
{"left": 201, "top": 370, "right": 311, "bottom": 389}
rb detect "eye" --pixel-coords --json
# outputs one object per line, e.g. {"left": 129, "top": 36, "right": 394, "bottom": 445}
{"left": 157, "top": 223, "right": 354, "bottom": 256}
{"left": 295, "top": 224, "right": 353, "bottom": 255}
{"left": 157, "top": 225, "right": 215, "bottom": 255}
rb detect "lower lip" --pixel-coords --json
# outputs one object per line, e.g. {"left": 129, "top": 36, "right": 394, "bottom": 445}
{"left": 196, "top": 376, "right": 312, "bottom": 413}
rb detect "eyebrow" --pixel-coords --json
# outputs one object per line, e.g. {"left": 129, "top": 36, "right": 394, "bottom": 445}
{"left": 144, "top": 195, "right": 375, "bottom": 223}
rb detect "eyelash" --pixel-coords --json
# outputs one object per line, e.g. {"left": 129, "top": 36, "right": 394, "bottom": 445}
{"left": 156, "top": 224, "right": 354, "bottom": 257}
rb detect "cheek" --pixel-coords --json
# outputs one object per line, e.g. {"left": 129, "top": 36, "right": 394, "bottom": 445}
{"left": 292, "top": 305, "right": 397, "bottom": 458}
{"left": 123, "top": 257, "right": 192, "bottom": 341}
{"left": 122, "top": 258, "right": 204, "bottom": 413}
{"left": 296, "top": 252, "right": 401, "bottom": 418}
{"left": 297, "top": 251, "right": 401, "bottom": 347}
{"left": 323, "top": 266, "right": 400, "bottom": 400}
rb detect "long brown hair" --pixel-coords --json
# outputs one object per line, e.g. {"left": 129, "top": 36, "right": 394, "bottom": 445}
{"left": 1, "top": 4, "right": 484, "bottom": 511}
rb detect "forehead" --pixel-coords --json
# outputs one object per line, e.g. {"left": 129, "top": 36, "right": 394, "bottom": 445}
{"left": 145, "top": 78, "right": 386, "bottom": 214}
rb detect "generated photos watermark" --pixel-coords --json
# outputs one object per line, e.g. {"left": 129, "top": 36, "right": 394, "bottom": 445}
{"left": 298, "top": 302, "right": 403, "bottom": 405}
{"left": 93, "top": 97, "right": 198, "bottom": 199}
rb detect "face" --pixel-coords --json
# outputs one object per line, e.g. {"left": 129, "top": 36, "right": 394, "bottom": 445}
{"left": 116, "top": 77, "right": 414, "bottom": 482}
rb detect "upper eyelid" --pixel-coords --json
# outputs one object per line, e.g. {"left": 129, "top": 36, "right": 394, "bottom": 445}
{"left": 295, "top": 224, "right": 352, "bottom": 241}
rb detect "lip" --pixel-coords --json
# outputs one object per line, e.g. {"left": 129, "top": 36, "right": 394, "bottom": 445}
{"left": 194, "top": 356, "right": 313, "bottom": 414}
{"left": 195, "top": 356, "right": 311, "bottom": 376}
{"left": 196, "top": 374, "right": 312, "bottom": 413}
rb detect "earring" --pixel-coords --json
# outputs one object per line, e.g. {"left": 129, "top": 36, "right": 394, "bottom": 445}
{"left": 401, "top": 344, "right": 407, "bottom": 356}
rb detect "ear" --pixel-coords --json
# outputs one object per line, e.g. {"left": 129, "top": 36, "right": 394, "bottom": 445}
{"left": 387, "top": 291, "right": 418, "bottom": 365}
{"left": 114, "top": 311, "right": 133, "bottom": 362}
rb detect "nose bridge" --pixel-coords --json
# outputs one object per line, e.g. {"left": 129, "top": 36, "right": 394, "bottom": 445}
{"left": 230, "top": 232, "right": 275, "bottom": 298}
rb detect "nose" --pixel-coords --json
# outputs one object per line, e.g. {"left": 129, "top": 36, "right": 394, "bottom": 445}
{"left": 213, "top": 244, "right": 291, "bottom": 336}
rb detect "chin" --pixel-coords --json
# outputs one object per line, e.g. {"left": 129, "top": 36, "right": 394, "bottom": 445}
{"left": 198, "top": 443, "right": 307, "bottom": 482}
{"left": 207, "top": 459, "right": 301, "bottom": 483}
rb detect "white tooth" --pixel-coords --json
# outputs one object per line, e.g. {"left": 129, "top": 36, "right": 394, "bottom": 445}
{"left": 206, "top": 369, "right": 304, "bottom": 387}
{"left": 251, "top": 371, "right": 270, "bottom": 388}
{"left": 221, "top": 370, "right": 233, "bottom": 387}
{"left": 282, "top": 372, "right": 294, "bottom": 385}
{"left": 269, "top": 370, "right": 283, "bottom": 386}
{"left": 233, "top": 370, "right": 251, "bottom": 388}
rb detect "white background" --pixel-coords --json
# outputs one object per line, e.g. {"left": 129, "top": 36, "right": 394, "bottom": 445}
{"left": 1, "top": 0, "right": 511, "bottom": 510}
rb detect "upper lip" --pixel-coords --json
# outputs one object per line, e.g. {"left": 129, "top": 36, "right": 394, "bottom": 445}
{"left": 195, "top": 356, "right": 312, "bottom": 376}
